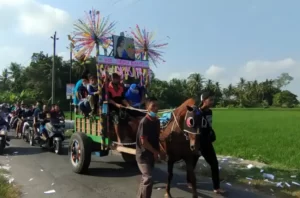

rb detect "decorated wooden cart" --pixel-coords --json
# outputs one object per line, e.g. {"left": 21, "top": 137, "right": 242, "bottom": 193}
{"left": 69, "top": 53, "right": 150, "bottom": 173}
{"left": 68, "top": 9, "right": 167, "bottom": 174}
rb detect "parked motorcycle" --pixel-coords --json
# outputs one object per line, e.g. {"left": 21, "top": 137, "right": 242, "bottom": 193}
{"left": 0, "top": 125, "right": 9, "bottom": 155}
{"left": 30, "top": 119, "right": 65, "bottom": 155}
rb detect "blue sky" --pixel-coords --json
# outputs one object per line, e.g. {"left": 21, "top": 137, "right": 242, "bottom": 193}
{"left": 0, "top": 0, "right": 299, "bottom": 95}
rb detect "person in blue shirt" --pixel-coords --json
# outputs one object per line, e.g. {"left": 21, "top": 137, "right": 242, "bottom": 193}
{"left": 73, "top": 73, "right": 89, "bottom": 113}
{"left": 78, "top": 81, "right": 90, "bottom": 116}
{"left": 87, "top": 75, "right": 100, "bottom": 115}
{"left": 125, "top": 84, "right": 146, "bottom": 109}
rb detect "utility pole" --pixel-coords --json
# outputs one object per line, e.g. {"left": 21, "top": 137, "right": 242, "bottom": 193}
{"left": 50, "top": 31, "right": 59, "bottom": 104}
{"left": 67, "top": 42, "right": 73, "bottom": 119}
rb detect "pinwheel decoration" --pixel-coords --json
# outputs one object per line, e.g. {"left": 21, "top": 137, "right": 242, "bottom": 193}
{"left": 70, "top": 9, "right": 116, "bottom": 61}
{"left": 130, "top": 25, "right": 168, "bottom": 66}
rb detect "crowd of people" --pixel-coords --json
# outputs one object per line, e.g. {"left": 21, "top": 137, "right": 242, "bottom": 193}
{"left": 4, "top": 102, "right": 64, "bottom": 145}
{"left": 73, "top": 70, "right": 146, "bottom": 143}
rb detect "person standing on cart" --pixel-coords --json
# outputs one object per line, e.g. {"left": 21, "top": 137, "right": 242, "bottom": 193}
{"left": 106, "top": 73, "right": 130, "bottom": 144}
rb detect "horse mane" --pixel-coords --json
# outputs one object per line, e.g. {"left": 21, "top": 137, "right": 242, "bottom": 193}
{"left": 173, "top": 98, "right": 196, "bottom": 118}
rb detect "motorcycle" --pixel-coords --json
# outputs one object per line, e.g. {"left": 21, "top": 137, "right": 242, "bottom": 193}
{"left": 30, "top": 118, "right": 65, "bottom": 155}
{"left": 22, "top": 116, "right": 34, "bottom": 143}
{"left": 0, "top": 125, "right": 9, "bottom": 155}
{"left": 9, "top": 113, "right": 19, "bottom": 130}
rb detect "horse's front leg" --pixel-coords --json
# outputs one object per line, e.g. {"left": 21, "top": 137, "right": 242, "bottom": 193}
{"left": 165, "top": 159, "right": 174, "bottom": 198}
{"left": 187, "top": 154, "right": 200, "bottom": 189}
{"left": 186, "top": 159, "right": 198, "bottom": 198}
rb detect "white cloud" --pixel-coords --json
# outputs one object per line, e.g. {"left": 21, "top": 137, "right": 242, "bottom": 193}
{"left": 0, "top": 0, "right": 71, "bottom": 36}
{"left": 241, "top": 58, "right": 297, "bottom": 79}
{"left": 205, "top": 65, "right": 225, "bottom": 80}
{"left": 0, "top": 46, "right": 26, "bottom": 67}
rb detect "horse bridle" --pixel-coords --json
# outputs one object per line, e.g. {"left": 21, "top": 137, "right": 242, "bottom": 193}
{"left": 160, "top": 109, "right": 200, "bottom": 147}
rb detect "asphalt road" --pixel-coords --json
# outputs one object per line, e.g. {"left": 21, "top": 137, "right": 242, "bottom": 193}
{"left": 0, "top": 132, "right": 272, "bottom": 198}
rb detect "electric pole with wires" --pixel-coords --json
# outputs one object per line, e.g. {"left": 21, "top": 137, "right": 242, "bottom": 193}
{"left": 50, "top": 31, "right": 59, "bottom": 104}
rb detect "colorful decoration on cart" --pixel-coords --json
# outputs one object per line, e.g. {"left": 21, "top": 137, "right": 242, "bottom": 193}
{"left": 98, "top": 64, "right": 148, "bottom": 80}
{"left": 71, "top": 9, "right": 116, "bottom": 61}
{"left": 130, "top": 25, "right": 168, "bottom": 66}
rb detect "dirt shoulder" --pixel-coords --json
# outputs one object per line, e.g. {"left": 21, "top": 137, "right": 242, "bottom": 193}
{"left": 175, "top": 155, "right": 300, "bottom": 198}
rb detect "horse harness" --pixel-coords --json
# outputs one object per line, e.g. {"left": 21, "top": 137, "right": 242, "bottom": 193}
{"left": 159, "top": 108, "right": 202, "bottom": 154}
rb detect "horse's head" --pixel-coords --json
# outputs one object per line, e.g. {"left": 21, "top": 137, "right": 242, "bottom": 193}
{"left": 183, "top": 105, "right": 201, "bottom": 152}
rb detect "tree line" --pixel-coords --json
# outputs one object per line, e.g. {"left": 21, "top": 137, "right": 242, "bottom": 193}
{"left": 0, "top": 52, "right": 298, "bottom": 110}
{"left": 149, "top": 72, "right": 298, "bottom": 108}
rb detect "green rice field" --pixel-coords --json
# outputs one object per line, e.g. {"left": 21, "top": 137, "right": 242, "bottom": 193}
{"left": 212, "top": 108, "right": 300, "bottom": 170}
{"left": 65, "top": 108, "right": 300, "bottom": 170}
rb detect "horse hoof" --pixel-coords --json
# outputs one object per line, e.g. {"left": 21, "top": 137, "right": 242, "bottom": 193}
{"left": 164, "top": 193, "right": 172, "bottom": 198}
{"left": 187, "top": 183, "right": 192, "bottom": 189}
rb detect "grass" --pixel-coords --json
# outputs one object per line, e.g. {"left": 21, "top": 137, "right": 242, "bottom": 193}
{"left": 210, "top": 109, "right": 300, "bottom": 197}
{"left": 0, "top": 169, "right": 20, "bottom": 198}
{"left": 213, "top": 108, "right": 300, "bottom": 169}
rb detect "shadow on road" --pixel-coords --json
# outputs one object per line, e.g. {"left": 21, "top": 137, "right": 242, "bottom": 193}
{"left": 3, "top": 146, "right": 46, "bottom": 156}
{"left": 152, "top": 168, "right": 217, "bottom": 198}
{"left": 3, "top": 145, "right": 69, "bottom": 156}
{"left": 87, "top": 161, "right": 140, "bottom": 177}
{"left": 86, "top": 161, "right": 221, "bottom": 198}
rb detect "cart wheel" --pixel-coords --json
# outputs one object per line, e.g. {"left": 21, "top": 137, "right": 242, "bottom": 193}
{"left": 69, "top": 132, "right": 92, "bottom": 174}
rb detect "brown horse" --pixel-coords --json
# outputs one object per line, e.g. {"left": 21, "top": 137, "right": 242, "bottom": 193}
{"left": 113, "top": 99, "right": 201, "bottom": 197}
{"left": 159, "top": 98, "right": 201, "bottom": 198}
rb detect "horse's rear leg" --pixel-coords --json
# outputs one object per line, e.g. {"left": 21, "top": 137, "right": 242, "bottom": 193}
{"left": 165, "top": 160, "right": 174, "bottom": 198}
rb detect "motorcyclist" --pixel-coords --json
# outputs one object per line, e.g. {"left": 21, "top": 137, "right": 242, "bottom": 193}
{"left": 45, "top": 104, "right": 64, "bottom": 136}
{"left": 16, "top": 102, "right": 28, "bottom": 138}
{"left": 33, "top": 101, "right": 43, "bottom": 139}
{"left": 38, "top": 105, "right": 51, "bottom": 143}
{"left": 0, "top": 105, "right": 10, "bottom": 143}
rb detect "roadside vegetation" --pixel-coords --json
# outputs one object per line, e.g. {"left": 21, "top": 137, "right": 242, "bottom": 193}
{"left": 0, "top": 169, "right": 20, "bottom": 198}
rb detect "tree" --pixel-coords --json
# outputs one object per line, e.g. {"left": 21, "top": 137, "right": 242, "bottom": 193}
{"left": 274, "top": 73, "right": 293, "bottom": 89}
{"left": 187, "top": 73, "right": 204, "bottom": 103}
{"left": 0, "top": 51, "right": 298, "bottom": 110}
{"left": 273, "top": 90, "right": 299, "bottom": 107}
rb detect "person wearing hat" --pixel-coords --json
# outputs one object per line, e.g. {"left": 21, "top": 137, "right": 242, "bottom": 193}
{"left": 197, "top": 92, "right": 225, "bottom": 194}
{"left": 105, "top": 72, "right": 130, "bottom": 144}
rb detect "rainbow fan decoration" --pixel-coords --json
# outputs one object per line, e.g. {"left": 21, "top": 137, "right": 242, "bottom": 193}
{"left": 70, "top": 9, "right": 116, "bottom": 61}
{"left": 130, "top": 25, "right": 168, "bottom": 66}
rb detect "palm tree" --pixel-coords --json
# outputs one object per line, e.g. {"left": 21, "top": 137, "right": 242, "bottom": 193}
{"left": 187, "top": 73, "right": 204, "bottom": 101}
{"left": 0, "top": 69, "right": 12, "bottom": 88}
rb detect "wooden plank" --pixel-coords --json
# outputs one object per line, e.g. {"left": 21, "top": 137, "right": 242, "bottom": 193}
{"left": 115, "top": 146, "right": 136, "bottom": 155}
{"left": 97, "top": 119, "right": 101, "bottom": 136}
{"left": 92, "top": 121, "right": 96, "bottom": 136}
{"left": 86, "top": 119, "right": 90, "bottom": 134}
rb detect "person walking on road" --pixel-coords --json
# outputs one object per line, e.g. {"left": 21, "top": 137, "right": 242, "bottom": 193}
{"left": 199, "top": 92, "right": 225, "bottom": 194}
{"left": 136, "top": 97, "right": 163, "bottom": 198}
